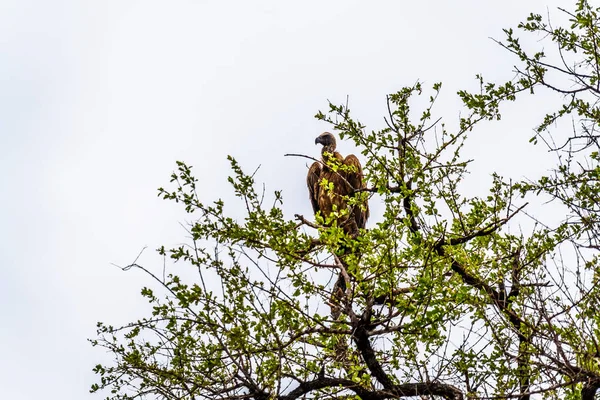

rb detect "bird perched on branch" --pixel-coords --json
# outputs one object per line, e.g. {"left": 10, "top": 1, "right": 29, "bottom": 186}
{"left": 307, "top": 132, "right": 369, "bottom": 235}
{"left": 306, "top": 132, "right": 369, "bottom": 318}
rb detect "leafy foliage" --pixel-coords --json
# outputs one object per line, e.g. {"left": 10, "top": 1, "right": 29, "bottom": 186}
{"left": 91, "top": 1, "right": 600, "bottom": 399}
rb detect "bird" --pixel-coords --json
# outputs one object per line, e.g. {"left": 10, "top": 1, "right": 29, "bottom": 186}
{"left": 306, "top": 132, "right": 369, "bottom": 318}
{"left": 307, "top": 132, "right": 369, "bottom": 236}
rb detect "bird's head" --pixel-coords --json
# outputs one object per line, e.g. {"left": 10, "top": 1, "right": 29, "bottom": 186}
{"left": 315, "top": 132, "right": 337, "bottom": 153}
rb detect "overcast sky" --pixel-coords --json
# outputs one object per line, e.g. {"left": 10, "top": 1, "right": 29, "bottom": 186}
{"left": 0, "top": 1, "right": 567, "bottom": 398}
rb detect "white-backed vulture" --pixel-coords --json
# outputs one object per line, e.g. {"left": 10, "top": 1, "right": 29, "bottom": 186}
{"left": 307, "top": 132, "right": 369, "bottom": 319}
{"left": 307, "top": 132, "right": 369, "bottom": 235}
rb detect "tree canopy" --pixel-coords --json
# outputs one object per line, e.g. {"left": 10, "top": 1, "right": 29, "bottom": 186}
{"left": 91, "top": 1, "right": 600, "bottom": 399}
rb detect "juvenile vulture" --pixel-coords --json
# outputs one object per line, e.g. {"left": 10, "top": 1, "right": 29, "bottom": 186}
{"left": 307, "top": 132, "right": 369, "bottom": 236}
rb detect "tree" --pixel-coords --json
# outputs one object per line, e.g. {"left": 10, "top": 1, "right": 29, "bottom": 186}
{"left": 91, "top": 1, "right": 600, "bottom": 399}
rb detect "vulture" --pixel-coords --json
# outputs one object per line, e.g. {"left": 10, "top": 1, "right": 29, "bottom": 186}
{"left": 307, "top": 132, "right": 369, "bottom": 319}
{"left": 307, "top": 132, "right": 369, "bottom": 236}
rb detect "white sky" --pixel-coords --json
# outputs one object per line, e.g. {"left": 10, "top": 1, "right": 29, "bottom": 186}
{"left": 0, "top": 1, "right": 566, "bottom": 398}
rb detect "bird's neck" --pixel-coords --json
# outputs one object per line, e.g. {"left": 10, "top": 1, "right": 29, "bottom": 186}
{"left": 321, "top": 145, "right": 337, "bottom": 158}
{"left": 321, "top": 147, "right": 341, "bottom": 170}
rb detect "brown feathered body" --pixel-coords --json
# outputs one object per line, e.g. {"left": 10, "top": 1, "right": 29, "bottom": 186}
{"left": 307, "top": 132, "right": 369, "bottom": 235}
{"left": 307, "top": 132, "right": 369, "bottom": 320}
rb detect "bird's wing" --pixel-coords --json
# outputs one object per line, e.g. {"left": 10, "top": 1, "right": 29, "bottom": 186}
{"left": 343, "top": 154, "right": 369, "bottom": 229}
{"left": 307, "top": 161, "right": 322, "bottom": 215}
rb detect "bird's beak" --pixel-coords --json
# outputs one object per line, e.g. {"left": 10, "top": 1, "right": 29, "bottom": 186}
{"left": 314, "top": 136, "right": 322, "bottom": 145}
